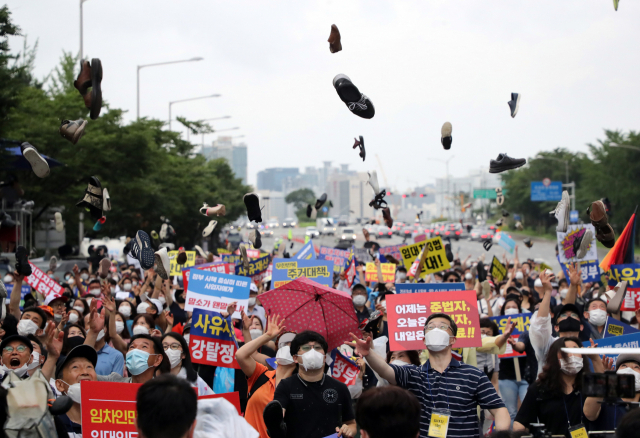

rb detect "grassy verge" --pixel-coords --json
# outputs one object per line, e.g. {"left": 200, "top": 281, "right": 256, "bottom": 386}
{"left": 297, "top": 221, "right": 316, "bottom": 228}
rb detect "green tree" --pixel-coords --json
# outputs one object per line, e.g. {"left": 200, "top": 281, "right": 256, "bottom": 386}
{"left": 285, "top": 188, "right": 315, "bottom": 221}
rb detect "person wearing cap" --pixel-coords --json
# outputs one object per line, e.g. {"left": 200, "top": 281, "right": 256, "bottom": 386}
{"left": 0, "top": 334, "right": 34, "bottom": 380}
{"left": 44, "top": 293, "right": 69, "bottom": 324}
{"left": 54, "top": 344, "right": 99, "bottom": 437}
{"left": 246, "top": 282, "right": 266, "bottom": 328}
{"left": 530, "top": 266, "right": 584, "bottom": 377}
{"left": 585, "top": 353, "right": 640, "bottom": 431}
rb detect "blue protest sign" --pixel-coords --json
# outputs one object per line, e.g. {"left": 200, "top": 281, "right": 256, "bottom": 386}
{"left": 221, "top": 254, "right": 242, "bottom": 266}
{"left": 396, "top": 283, "right": 465, "bottom": 294}
{"left": 495, "top": 232, "right": 516, "bottom": 254}
{"left": 604, "top": 317, "right": 639, "bottom": 338}
{"left": 489, "top": 312, "right": 531, "bottom": 358}
{"left": 189, "top": 308, "right": 240, "bottom": 369}
{"left": 558, "top": 257, "right": 601, "bottom": 284}
{"left": 530, "top": 181, "right": 563, "bottom": 201}
{"left": 5, "top": 284, "right": 32, "bottom": 310}
{"left": 318, "top": 246, "right": 352, "bottom": 272}
{"left": 570, "top": 210, "right": 579, "bottom": 223}
{"left": 379, "top": 244, "right": 406, "bottom": 261}
{"left": 583, "top": 332, "right": 640, "bottom": 367}
{"left": 185, "top": 269, "right": 251, "bottom": 318}
{"left": 235, "top": 254, "right": 271, "bottom": 277}
{"left": 293, "top": 241, "right": 316, "bottom": 260}
{"left": 272, "top": 258, "right": 333, "bottom": 288}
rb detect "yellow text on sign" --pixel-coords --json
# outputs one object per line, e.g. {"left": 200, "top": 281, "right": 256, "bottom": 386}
{"left": 400, "top": 237, "right": 451, "bottom": 278}
{"left": 168, "top": 251, "right": 196, "bottom": 276}
{"left": 427, "top": 412, "right": 450, "bottom": 438}
{"left": 365, "top": 263, "right": 395, "bottom": 283}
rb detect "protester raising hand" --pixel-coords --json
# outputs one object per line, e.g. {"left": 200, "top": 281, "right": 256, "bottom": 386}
{"left": 41, "top": 320, "right": 64, "bottom": 381}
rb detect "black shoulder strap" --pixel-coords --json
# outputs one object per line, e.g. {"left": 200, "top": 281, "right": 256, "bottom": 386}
{"left": 247, "top": 371, "right": 271, "bottom": 401}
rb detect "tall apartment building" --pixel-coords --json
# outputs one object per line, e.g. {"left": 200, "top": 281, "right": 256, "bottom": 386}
{"left": 201, "top": 136, "right": 248, "bottom": 184}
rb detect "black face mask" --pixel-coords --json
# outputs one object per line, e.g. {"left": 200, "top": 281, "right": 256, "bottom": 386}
{"left": 176, "top": 294, "right": 185, "bottom": 304}
{"left": 557, "top": 317, "right": 581, "bottom": 333}
{"left": 66, "top": 336, "right": 86, "bottom": 350}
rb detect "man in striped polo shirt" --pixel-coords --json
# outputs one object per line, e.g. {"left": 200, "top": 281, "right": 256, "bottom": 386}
{"left": 351, "top": 312, "right": 510, "bottom": 438}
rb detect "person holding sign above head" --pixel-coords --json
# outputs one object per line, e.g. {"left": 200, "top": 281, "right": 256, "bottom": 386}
{"left": 349, "top": 313, "right": 511, "bottom": 438}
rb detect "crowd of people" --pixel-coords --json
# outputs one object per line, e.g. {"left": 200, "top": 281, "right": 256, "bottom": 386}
{"left": 0, "top": 222, "right": 639, "bottom": 438}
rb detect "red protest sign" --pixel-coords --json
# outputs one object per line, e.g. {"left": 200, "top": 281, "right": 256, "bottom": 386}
{"left": 81, "top": 381, "right": 141, "bottom": 438}
{"left": 331, "top": 351, "right": 359, "bottom": 386}
{"left": 198, "top": 392, "right": 242, "bottom": 415}
{"left": 189, "top": 308, "right": 241, "bottom": 369}
{"left": 182, "top": 263, "right": 235, "bottom": 290}
{"left": 24, "top": 261, "right": 63, "bottom": 298}
{"left": 387, "top": 291, "right": 481, "bottom": 351}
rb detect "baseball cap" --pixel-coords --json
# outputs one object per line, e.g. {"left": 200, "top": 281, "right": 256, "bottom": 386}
{"left": 44, "top": 294, "right": 68, "bottom": 306}
{"left": 250, "top": 283, "right": 259, "bottom": 293}
{"left": 0, "top": 335, "right": 34, "bottom": 354}
{"left": 557, "top": 303, "right": 581, "bottom": 319}
{"left": 616, "top": 353, "right": 640, "bottom": 370}
{"left": 55, "top": 345, "right": 98, "bottom": 379}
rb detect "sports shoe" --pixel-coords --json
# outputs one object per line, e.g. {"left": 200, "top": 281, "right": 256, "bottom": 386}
{"left": 199, "top": 203, "right": 226, "bottom": 217}
{"left": 263, "top": 400, "right": 287, "bottom": 438}
{"left": 93, "top": 216, "right": 106, "bottom": 231}
{"left": 501, "top": 209, "right": 510, "bottom": 217}
{"left": 495, "top": 218, "right": 503, "bottom": 227}
{"left": 441, "top": 122, "right": 452, "bottom": 150}
{"left": 20, "top": 142, "right": 50, "bottom": 178}
{"left": 98, "top": 257, "right": 110, "bottom": 279}
{"left": 607, "top": 281, "right": 627, "bottom": 314}
{"left": 333, "top": 74, "right": 375, "bottom": 119}
{"left": 202, "top": 220, "right": 218, "bottom": 237}
{"left": 508, "top": 93, "right": 521, "bottom": 118}
{"left": 54, "top": 212, "right": 64, "bottom": 232}
{"left": 159, "top": 223, "right": 168, "bottom": 240}
{"left": 489, "top": 154, "right": 526, "bottom": 173}
{"left": 76, "top": 176, "right": 103, "bottom": 220}
{"left": 59, "top": 119, "right": 87, "bottom": 145}
{"left": 382, "top": 207, "right": 393, "bottom": 228}
{"left": 155, "top": 247, "right": 171, "bottom": 279}
{"left": 444, "top": 241, "right": 453, "bottom": 262}
{"left": 0, "top": 211, "right": 16, "bottom": 229}
{"left": 596, "top": 223, "right": 615, "bottom": 248}
{"left": 239, "top": 244, "right": 250, "bottom": 271}
{"left": 315, "top": 193, "right": 328, "bottom": 211}
{"left": 15, "top": 246, "right": 31, "bottom": 277}
{"left": 573, "top": 229, "right": 593, "bottom": 259}
{"left": 133, "top": 230, "right": 155, "bottom": 270}
{"left": 249, "top": 229, "right": 262, "bottom": 249}
{"left": 353, "top": 136, "right": 365, "bottom": 161}
{"left": 243, "top": 193, "right": 262, "bottom": 223}
{"left": 194, "top": 245, "right": 207, "bottom": 259}
{"left": 495, "top": 187, "right": 504, "bottom": 206}
{"left": 549, "top": 190, "right": 570, "bottom": 233}
{"left": 328, "top": 24, "right": 342, "bottom": 53}
{"left": 306, "top": 204, "right": 317, "bottom": 219}
{"left": 523, "top": 237, "right": 533, "bottom": 248}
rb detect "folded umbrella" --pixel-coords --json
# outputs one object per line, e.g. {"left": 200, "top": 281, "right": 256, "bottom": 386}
{"left": 257, "top": 277, "right": 360, "bottom": 351}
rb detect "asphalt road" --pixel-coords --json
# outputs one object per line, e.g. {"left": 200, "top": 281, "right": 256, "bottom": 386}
{"left": 255, "top": 226, "right": 609, "bottom": 271}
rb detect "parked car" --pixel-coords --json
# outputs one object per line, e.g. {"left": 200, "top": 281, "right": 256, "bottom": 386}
{"left": 305, "top": 226, "right": 320, "bottom": 239}
{"left": 282, "top": 218, "right": 297, "bottom": 228}
{"left": 469, "top": 228, "right": 494, "bottom": 242}
{"left": 341, "top": 228, "right": 357, "bottom": 241}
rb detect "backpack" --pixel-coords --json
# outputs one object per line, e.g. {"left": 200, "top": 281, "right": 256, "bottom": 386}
{"left": 2, "top": 370, "right": 58, "bottom": 438}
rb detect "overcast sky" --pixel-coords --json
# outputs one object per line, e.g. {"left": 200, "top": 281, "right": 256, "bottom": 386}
{"left": 6, "top": 1, "right": 639, "bottom": 191}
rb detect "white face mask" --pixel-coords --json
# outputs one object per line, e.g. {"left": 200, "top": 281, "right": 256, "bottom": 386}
{"left": 68, "top": 313, "right": 79, "bottom": 324}
{"left": 504, "top": 308, "right": 519, "bottom": 315}
{"left": 158, "top": 296, "right": 166, "bottom": 305}
{"left": 560, "top": 356, "right": 583, "bottom": 375}
{"left": 183, "top": 334, "right": 190, "bottom": 344}
{"left": 73, "top": 306, "right": 84, "bottom": 314}
{"left": 298, "top": 348, "right": 325, "bottom": 371}
{"left": 68, "top": 278, "right": 76, "bottom": 285}
{"left": 2, "top": 362, "right": 30, "bottom": 377}
{"left": 589, "top": 309, "right": 607, "bottom": 327}
{"left": 164, "top": 348, "right": 183, "bottom": 369}
{"left": 515, "top": 272, "right": 524, "bottom": 280}
{"left": 110, "top": 286, "right": 116, "bottom": 293}
{"left": 396, "top": 273, "right": 407, "bottom": 282}
{"left": 89, "top": 288, "right": 101, "bottom": 297}
{"left": 123, "top": 283, "right": 132, "bottom": 291}
{"left": 132, "top": 281, "right": 138, "bottom": 287}
{"left": 276, "top": 346, "right": 294, "bottom": 365}
{"left": 617, "top": 367, "right": 640, "bottom": 392}
{"left": 481, "top": 334, "right": 488, "bottom": 338}
{"left": 54, "top": 313, "right": 63, "bottom": 323}
{"left": 17, "top": 319, "right": 39, "bottom": 336}
{"left": 137, "top": 303, "right": 150, "bottom": 314}
{"left": 381, "top": 301, "right": 387, "bottom": 311}
{"left": 119, "top": 306, "right": 131, "bottom": 318}
{"left": 248, "top": 297, "right": 257, "bottom": 306}
{"left": 250, "top": 329, "right": 263, "bottom": 340}
{"left": 115, "top": 321, "right": 125, "bottom": 334}
{"left": 424, "top": 328, "right": 451, "bottom": 352}
{"left": 465, "top": 273, "right": 472, "bottom": 280}
{"left": 27, "top": 351, "right": 42, "bottom": 371}
{"left": 60, "top": 380, "right": 82, "bottom": 404}
{"left": 96, "top": 329, "right": 106, "bottom": 342}
{"left": 3, "top": 275, "right": 13, "bottom": 283}
{"left": 80, "top": 273, "right": 89, "bottom": 280}
{"left": 559, "top": 288, "right": 569, "bottom": 299}
{"left": 133, "top": 325, "right": 150, "bottom": 335}
{"left": 353, "top": 295, "right": 366, "bottom": 306}
{"left": 389, "top": 359, "right": 409, "bottom": 366}
{"left": 534, "top": 279, "right": 543, "bottom": 288}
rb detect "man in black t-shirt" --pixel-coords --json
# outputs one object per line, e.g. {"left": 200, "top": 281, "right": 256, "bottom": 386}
{"left": 264, "top": 331, "right": 356, "bottom": 438}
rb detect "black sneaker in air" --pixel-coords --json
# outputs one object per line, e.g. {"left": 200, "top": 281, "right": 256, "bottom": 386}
{"left": 15, "top": 246, "right": 32, "bottom": 277}
{"left": 489, "top": 153, "right": 526, "bottom": 173}
{"left": 263, "top": 400, "right": 287, "bottom": 438}
{"left": 333, "top": 74, "right": 375, "bottom": 119}
{"left": 508, "top": 93, "right": 521, "bottom": 118}
{"left": 243, "top": 193, "right": 262, "bottom": 223}
{"left": 441, "top": 122, "right": 452, "bottom": 150}
{"left": 315, "top": 193, "right": 328, "bottom": 211}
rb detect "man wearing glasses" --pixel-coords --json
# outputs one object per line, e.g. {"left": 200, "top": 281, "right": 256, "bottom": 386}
{"left": 350, "top": 313, "right": 510, "bottom": 438}
{"left": 264, "top": 330, "right": 357, "bottom": 438}
{"left": 0, "top": 335, "right": 36, "bottom": 381}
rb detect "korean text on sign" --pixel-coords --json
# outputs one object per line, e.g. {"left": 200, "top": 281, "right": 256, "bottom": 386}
{"left": 379, "top": 244, "right": 406, "bottom": 261}
{"left": 559, "top": 257, "right": 601, "bottom": 285}
{"left": 386, "top": 291, "right": 481, "bottom": 351}
{"left": 272, "top": 258, "right": 333, "bottom": 288}
{"left": 396, "top": 283, "right": 465, "bottom": 294}
{"left": 189, "top": 308, "right": 240, "bottom": 369}
{"left": 489, "top": 313, "right": 531, "bottom": 358}
{"left": 81, "top": 381, "right": 141, "bottom": 438}
{"left": 24, "top": 261, "right": 63, "bottom": 298}
{"left": 490, "top": 256, "right": 507, "bottom": 283}
{"left": 182, "top": 262, "right": 235, "bottom": 290}
{"left": 400, "top": 237, "right": 451, "bottom": 278}
{"left": 235, "top": 254, "right": 271, "bottom": 277}
{"left": 318, "top": 246, "right": 352, "bottom": 273}
{"left": 365, "top": 262, "right": 395, "bottom": 283}
{"left": 330, "top": 349, "right": 359, "bottom": 386}
{"left": 185, "top": 269, "right": 250, "bottom": 319}
{"left": 168, "top": 250, "right": 196, "bottom": 276}
{"left": 608, "top": 264, "right": 640, "bottom": 311}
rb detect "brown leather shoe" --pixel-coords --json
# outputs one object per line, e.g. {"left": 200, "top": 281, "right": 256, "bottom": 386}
{"left": 596, "top": 223, "right": 616, "bottom": 248}
{"left": 328, "top": 24, "right": 342, "bottom": 53}
{"left": 362, "top": 228, "right": 370, "bottom": 241}
{"left": 89, "top": 58, "right": 103, "bottom": 120}
{"left": 588, "top": 200, "right": 609, "bottom": 228}
{"left": 74, "top": 60, "right": 92, "bottom": 96}
{"left": 382, "top": 207, "right": 393, "bottom": 228}
{"left": 59, "top": 119, "right": 88, "bottom": 144}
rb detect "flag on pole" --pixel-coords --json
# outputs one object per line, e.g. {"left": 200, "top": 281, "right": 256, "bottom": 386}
{"left": 600, "top": 207, "right": 637, "bottom": 272}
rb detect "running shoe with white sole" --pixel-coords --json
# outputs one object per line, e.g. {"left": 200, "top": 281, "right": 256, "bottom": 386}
{"left": 154, "top": 247, "right": 171, "bottom": 279}
{"left": 574, "top": 229, "right": 593, "bottom": 259}
{"left": 550, "top": 190, "right": 570, "bottom": 233}
{"left": 508, "top": 93, "right": 521, "bottom": 118}
{"left": 21, "top": 142, "right": 50, "bottom": 178}
{"left": 202, "top": 220, "right": 218, "bottom": 237}
{"left": 135, "top": 230, "right": 155, "bottom": 270}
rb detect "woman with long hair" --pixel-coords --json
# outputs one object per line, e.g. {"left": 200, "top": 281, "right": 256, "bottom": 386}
{"left": 514, "top": 337, "right": 605, "bottom": 435}
{"left": 161, "top": 332, "right": 213, "bottom": 395}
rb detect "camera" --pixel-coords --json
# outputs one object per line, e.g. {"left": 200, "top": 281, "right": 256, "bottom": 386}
{"left": 583, "top": 371, "right": 635, "bottom": 399}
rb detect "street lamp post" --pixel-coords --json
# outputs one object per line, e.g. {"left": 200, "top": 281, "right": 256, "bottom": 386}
{"left": 429, "top": 156, "right": 455, "bottom": 219}
{"left": 79, "top": 0, "right": 89, "bottom": 61}
{"left": 137, "top": 57, "right": 203, "bottom": 119}
{"left": 168, "top": 94, "right": 220, "bottom": 131}
{"left": 200, "top": 124, "right": 238, "bottom": 147}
